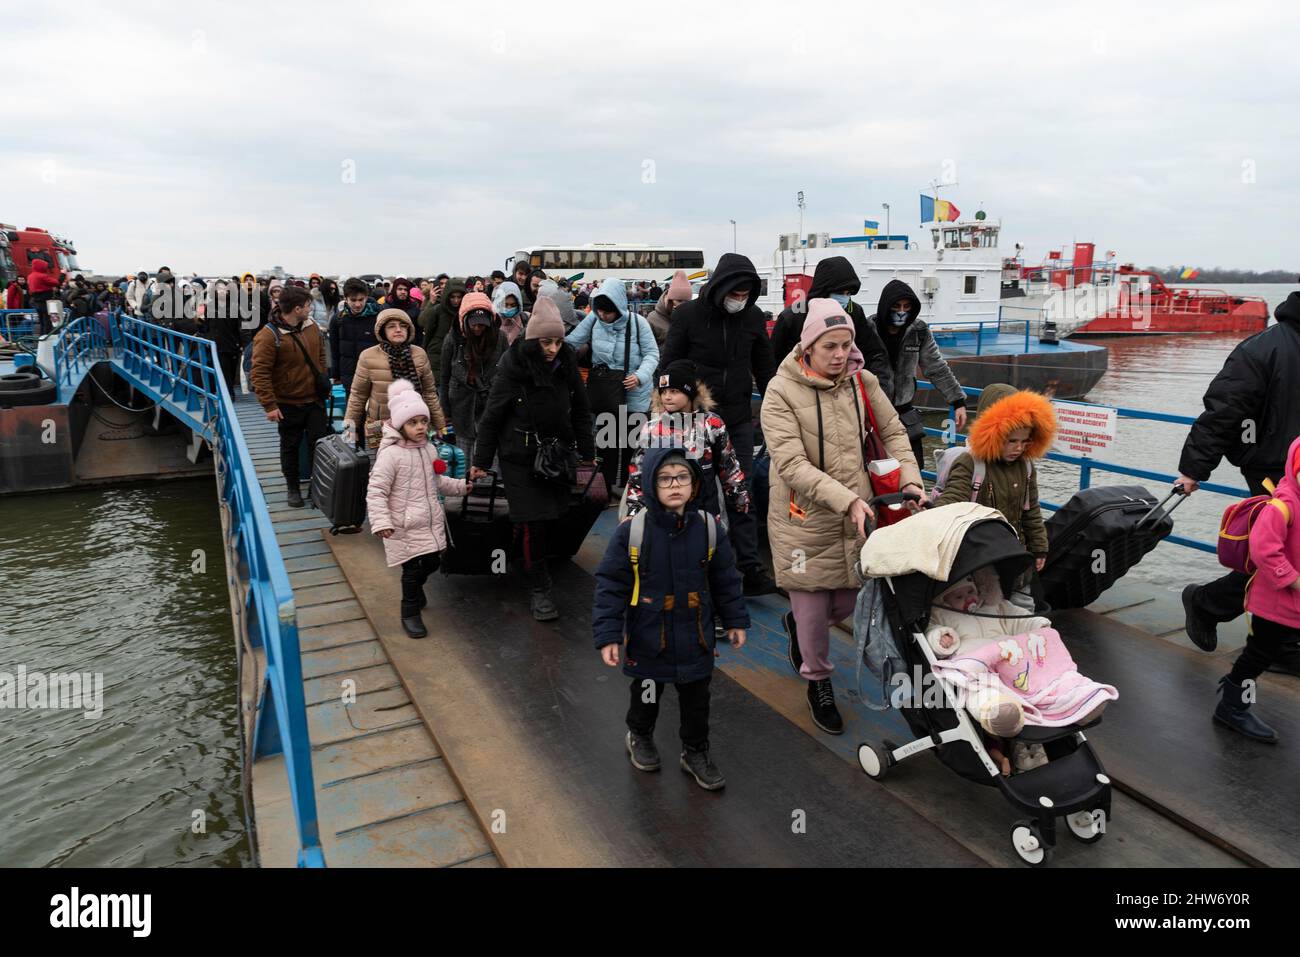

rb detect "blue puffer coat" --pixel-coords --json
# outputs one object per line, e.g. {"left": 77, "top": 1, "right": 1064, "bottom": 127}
{"left": 592, "top": 447, "right": 750, "bottom": 683}
{"left": 565, "top": 278, "right": 659, "bottom": 412}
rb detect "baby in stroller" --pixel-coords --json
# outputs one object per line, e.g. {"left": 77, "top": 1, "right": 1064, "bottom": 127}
{"left": 926, "top": 567, "right": 1117, "bottom": 774}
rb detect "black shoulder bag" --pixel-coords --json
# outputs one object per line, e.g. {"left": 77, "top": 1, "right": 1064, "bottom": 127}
{"left": 520, "top": 382, "right": 578, "bottom": 486}
{"left": 585, "top": 315, "right": 634, "bottom": 416}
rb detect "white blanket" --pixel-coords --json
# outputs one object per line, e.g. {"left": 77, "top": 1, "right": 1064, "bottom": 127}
{"left": 860, "top": 503, "right": 1012, "bottom": 581}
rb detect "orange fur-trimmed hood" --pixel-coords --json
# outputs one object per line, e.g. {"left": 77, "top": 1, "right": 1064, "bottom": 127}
{"left": 966, "top": 386, "right": 1057, "bottom": 461}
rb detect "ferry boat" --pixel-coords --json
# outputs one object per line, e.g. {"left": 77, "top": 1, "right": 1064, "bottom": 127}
{"left": 1004, "top": 243, "right": 1269, "bottom": 337}
{"left": 754, "top": 217, "right": 1108, "bottom": 402}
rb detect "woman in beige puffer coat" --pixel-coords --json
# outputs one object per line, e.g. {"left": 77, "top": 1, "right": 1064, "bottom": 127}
{"left": 344, "top": 308, "right": 446, "bottom": 449}
{"left": 761, "top": 298, "right": 921, "bottom": 735}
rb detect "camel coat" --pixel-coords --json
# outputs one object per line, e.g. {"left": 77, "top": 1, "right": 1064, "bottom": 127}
{"left": 761, "top": 348, "right": 920, "bottom": 591}
{"left": 344, "top": 310, "right": 446, "bottom": 446}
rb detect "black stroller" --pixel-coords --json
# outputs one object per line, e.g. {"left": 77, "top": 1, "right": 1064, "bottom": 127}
{"left": 854, "top": 498, "right": 1112, "bottom": 866}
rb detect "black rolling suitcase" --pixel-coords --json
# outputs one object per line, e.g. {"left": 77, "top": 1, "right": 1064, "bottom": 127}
{"left": 441, "top": 471, "right": 514, "bottom": 575}
{"left": 1039, "top": 484, "right": 1186, "bottom": 609}
{"left": 548, "top": 461, "right": 609, "bottom": 559}
{"left": 311, "top": 433, "right": 370, "bottom": 534}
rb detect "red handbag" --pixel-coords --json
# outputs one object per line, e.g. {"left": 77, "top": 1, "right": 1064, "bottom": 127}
{"left": 855, "top": 374, "right": 910, "bottom": 527}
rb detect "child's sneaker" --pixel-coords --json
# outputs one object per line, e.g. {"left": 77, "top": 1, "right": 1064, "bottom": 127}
{"left": 626, "top": 731, "right": 661, "bottom": 772}
{"left": 680, "top": 748, "right": 725, "bottom": 790}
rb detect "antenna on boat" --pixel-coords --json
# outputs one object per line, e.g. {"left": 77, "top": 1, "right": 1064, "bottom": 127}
{"left": 797, "top": 190, "right": 806, "bottom": 267}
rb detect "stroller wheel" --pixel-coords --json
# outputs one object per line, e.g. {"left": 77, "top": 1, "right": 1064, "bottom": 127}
{"left": 1066, "top": 808, "right": 1106, "bottom": 844}
{"left": 1010, "top": 820, "right": 1052, "bottom": 866}
{"left": 857, "top": 742, "right": 889, "bottom": 780}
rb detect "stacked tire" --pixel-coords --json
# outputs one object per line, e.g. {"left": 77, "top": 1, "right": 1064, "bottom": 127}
{"left": 0, "top": 371, "right": 58, "bottom": 407}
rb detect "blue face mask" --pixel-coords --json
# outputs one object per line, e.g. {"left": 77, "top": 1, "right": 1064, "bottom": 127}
{"left": 499, "top": 306, "right": 519, "bottom": 318}
{"left": 891, "top": 310, "right": 909, "bottom": 326}
{"left": 830, "top": 293, "right": 851, "bottom": 308}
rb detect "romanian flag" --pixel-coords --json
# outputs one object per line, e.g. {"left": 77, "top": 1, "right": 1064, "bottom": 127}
{"left": 920, "top": 195, "right": 960, "bottom": 223}
{"left": 1179, "top": 266, "right": 1200, "bottom": 280}
{"left": 863, "top": 219, "right": 879, "bottom": 236}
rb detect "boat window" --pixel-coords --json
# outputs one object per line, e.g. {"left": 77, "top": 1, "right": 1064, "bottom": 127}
{"left": 943, "top": 230, "right": 959, "bottom": 249}
{"left": 963, "top": 275, "right": 977, "bottom": 294}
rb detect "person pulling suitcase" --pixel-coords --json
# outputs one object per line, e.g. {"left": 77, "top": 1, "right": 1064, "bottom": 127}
{"left": 367, "top": 380, "right": 487, "bottom": 638}
{"left": 249, "top": 286, "right": 331, "bottom": 508}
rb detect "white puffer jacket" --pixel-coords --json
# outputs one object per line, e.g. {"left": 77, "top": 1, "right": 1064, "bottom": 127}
{"left": 367, "top": 422, "right": 470, "bottom": 567}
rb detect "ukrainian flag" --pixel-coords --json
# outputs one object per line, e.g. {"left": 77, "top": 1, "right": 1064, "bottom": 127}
{"left": 863, "top": 220, "right": 879, "bottom": 236}
{"left": 920, "top": 195, "right": 961, "bottom": 223}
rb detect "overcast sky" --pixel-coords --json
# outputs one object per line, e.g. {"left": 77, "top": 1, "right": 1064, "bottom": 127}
{"left": 4, "top": 1, "right": 1297, "bottom": 277}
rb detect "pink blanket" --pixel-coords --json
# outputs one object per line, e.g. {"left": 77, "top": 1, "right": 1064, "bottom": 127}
{"left": 933, "top": 627, "right": 1118, "bottom": 727}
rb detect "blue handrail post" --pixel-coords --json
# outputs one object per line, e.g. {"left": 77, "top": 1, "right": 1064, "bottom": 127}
{"left": 1080, "top": 461, "right": 1092, "bottom": 489}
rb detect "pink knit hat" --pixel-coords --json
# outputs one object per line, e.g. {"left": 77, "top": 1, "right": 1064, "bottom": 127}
{"left": 388, "top": 379, "right": 430, "bottom": 430}
{"left": 525, "top": 296, "right": 566, "bottom": 340}
{"left": 799, "top": 298, "right": 857, "bottom": 353}
{"left": 665, "top": 270, "right": 692, "bottom": 303}
{"left": 458, "top": 291, "right": 494, "bottom": 319}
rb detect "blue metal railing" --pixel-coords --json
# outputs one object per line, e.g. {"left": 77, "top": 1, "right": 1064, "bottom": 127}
{"left": 51, "top": 314, "right": 114, "bottom": 389}
{"left": 917, "top": 381, "right": 1249, "bottom": 554}
{"left": 52, "top": 311, "right": 326, "bottom": 867}
{"left": 0, "top": 308, "right": 40, "bottom": 344}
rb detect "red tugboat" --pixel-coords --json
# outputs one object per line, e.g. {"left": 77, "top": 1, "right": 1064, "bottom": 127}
{"left": 1075, "top": 264, "right": 1269, "bottom": 336}
{"left": 1004, "top": 243, "right": 1269, "bottom": 337}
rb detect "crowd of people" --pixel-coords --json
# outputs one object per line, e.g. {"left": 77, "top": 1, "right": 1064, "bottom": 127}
{"left": 19, "top": 251, "right": 1297, "bottom": 789}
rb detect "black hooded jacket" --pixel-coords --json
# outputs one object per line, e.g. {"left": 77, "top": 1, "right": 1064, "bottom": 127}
{"left": 769, "top": 256, "right": 889, "bottom": 378}
{"left": 867, "top": 278, "right": 965, "bottom": 410}
{"left": 660, "top": 253, "right": 776, "bottom": 427}
{"left": 1179, "top": 291, "right": 1300, "bottom": 481}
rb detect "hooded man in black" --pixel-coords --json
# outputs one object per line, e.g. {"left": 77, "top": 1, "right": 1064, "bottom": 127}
{"left": 769, "top": 255, "right": 889, "bottom": 376}
{"left": 1177, "top": 290, "right": 1300, "bottom": 673}
{"left": 661, "top": 252, "right": 778, "bottom": 595}
{"left": 870, "top": 278, "right": 968, "bottom": 470}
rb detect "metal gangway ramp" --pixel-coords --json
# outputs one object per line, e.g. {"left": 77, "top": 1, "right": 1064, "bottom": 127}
{"left": 49, "top": 312, "right": 496, "bottom": 868}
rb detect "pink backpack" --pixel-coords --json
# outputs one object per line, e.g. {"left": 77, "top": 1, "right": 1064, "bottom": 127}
{"left": 1217, "top": 479, "right": 1291, "bottom": 574}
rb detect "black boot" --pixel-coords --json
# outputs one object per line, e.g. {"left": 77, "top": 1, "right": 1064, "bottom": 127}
{"left": 286, "top": 486, "right": 305, "bottom": 508}
{"left": 679, "top": 747, "right": 725, "bottom": 790}
{"left": 528, "top": 563, "right": 559, "bottom": 622}
{"left": 743, "top": 568, "right": 777, "bottom": 596}
{"left": 807, "top": 678, "right": 844, "bottom": 734}
{"left": 784, "top": 611, "right": 803, "bottom": 675}
{"left": 1213, "top": 676, "right": 1278, "bottom": 743}
{"left": 1267, "top": 642, "right": 1300, "bottom": 677}
{"left": 1182, "top": 584, "right": 1218, "bottom": 652}
{"left": 626, "top": 730, "right": 661, "bottom": 772}
{"left": 401, "top": 609, "right": 428, "bottom": 639}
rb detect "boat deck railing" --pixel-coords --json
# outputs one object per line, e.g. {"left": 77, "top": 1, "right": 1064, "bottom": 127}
{"left": 51, "top": 311, "right": 326, "bottom": 867}
{"left": 0, "top": 308, "right": 41, "bottom": 344}
{"left": 917, "top": 381, "right": 1248, "bottom": 554}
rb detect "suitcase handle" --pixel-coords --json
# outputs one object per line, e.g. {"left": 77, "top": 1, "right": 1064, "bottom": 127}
{"left": 1135, "top": 485, "right": 1189, "bottom": 531}
{"left": 460, "top": 468, "right": 502, "bottom": 516}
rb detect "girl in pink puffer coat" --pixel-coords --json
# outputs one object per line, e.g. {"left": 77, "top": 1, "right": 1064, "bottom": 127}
{"left": 367, "top": 379, "right": 479, "bottom": 638}
{"left": 1216, "top": 434, "right": 1300, "bottom": 743}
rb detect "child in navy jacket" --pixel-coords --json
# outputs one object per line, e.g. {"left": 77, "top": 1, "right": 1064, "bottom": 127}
{"left": 593, "top": 447, "right": 750, "bottom": 790}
